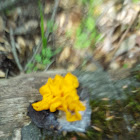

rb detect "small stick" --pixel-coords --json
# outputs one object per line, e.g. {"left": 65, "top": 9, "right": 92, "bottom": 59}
{"left": 24, "top": 0, "right": 60, "bottom": 72}
{"left": 45, "top": 0, "right": 60, "bottom": 38}
{"left": 44, "top": 59, "right": 55, "bottom": 71}
{"left": 24, "top": 40, "right": 42, "bottom": 71}
{"left": 10, "top": 28, "right": 23, "bottom": 72}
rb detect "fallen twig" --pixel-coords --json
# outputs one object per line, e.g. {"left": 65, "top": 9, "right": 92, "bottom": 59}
{"left": 44, "top": 59, "right": 55, "bottom": 71}
{"left": 38, "top": 0, "right": 60, "bottom": 53}
{"left": 24, "top": 40, "right": 42, "bottom": 71}
{"left": 10, "top": 28, "right": 23, "bottom": 72}
{"left": 45, "top": 0, "right": 60, "bottom": 38}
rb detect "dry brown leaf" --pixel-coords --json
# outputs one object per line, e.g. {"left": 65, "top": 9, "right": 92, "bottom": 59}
{"left": 0, "top": 37, "right": 5, "bottom": 43}
{"left": 92, "top": 107, "right": 99, "bottom": 112}
{"left": 105, "top": 115, "right": 115, "bottom": 121}
{"left": 109, "top": 61, "right": 120, "bottom": 70}
{"left": 95, "top": 2, "right": 140, "bottom": 70}
{"left": 58, "top": 47, "right": 71, "bottom": 63}
{"left": 56, "top": 8, "right": 81, "bottom": 36}
{"left": 106, "top": 134, "right": 113, "bottom": 139}
{"left": 134, "top": 113, "right": 140, "bottom": 118}
{"left": 136, "top": 35, "right": 140, "bottom": 47}
{"left": 131, "top": 90, "right": 138, "bottom": 93}
{"left": 7, "top": 20, "right": 16, "bottom": 29}
{"left": 112, "top": 26, "right": 122, "bottom": 43}
{"left": 3, "top": 41, "right": 11, "bottom": 52}
{"left": 0, "top": 16, "right": 4, "bottom": 33}
{"left": 101, "top": 98, "right": 110, "bottom": 101}
{"left": 76, "top": 132, "right": 87, "bottom": 138}
{"left": 0, "top": 70, "right": 5, "bottom": 78}
{"left": 34, "top": 36, "right": 40, "bottom": 46}
{"left": 92, "top": 126, "right": 103, "bottom": 132}
{"left": 122, "top": 85, "right": 128, "bottom": 89}
{"left": 132, "top": 4, "right": 140, "bottom": 12}
{"left": 70, "top": 136, "right": 77, "bottom": 140}
{"left": 25, "top": 20, "right": 38, "bottom": 31}
{"left": 68, "top": 50, "right": 82, "bottom": 67}
{"left": 17, "top": 36, "right": 26, "bottom": 47}
{"left": 50, "top": 125, "right": 54, "bottom": 129}
{"left": 62, "top": 131, "right": 67, "bottom": 136}
{"left": 67, "top": 64, "right": 76, "bottom": 71}
{"left": 59, "top": 0, "right": 77, "bottom": 9}
{"left": 83, "top": 63, "right": 97, "bottom": 72}
{"left": 0, "top": 46, "right": 7, "bottom": 52}
{"left": 132, "top": 123, "right": 139, "bottom": 130}
{"left": 93, "top": 4, "right": 103, "bottom": 16}
{"left": 104, "top": 105, "right": 111, "bottom": 108}
{"left": 7, "top": 53, "right": 13, "bottom": 60}
{"left": 44, "top": 1, "right": 53, "bottom": 14}
{"left": 117, "top": 4, "right": 138, "bottom": 25}
{"left": 26, "top": 40, "right": 34, "bottom": 52}
{"left": 106, "top": 110, "right": 110, "bottom": 118}
{"left": 17, "top": 36, "right": 26, "bottom": 57}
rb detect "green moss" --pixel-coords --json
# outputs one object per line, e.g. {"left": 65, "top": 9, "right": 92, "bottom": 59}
{"left": 44, "top": 70, "right": 140, "bottom": 140}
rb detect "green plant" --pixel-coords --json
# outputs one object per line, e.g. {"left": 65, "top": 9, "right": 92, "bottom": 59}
{"left": 26, "top": 0, "right": 61, "bottom": 73}
{"left": 123, "top": 63, "right": 128, "bottom": 69}
{"left": 39, "top": 0, "right": 47, "bottom": 49}
{"left": 132, "top": 0, "right": 139, "bottom": 3}
{"left": 74, "top": 0, "right": 102, "bottom": 49}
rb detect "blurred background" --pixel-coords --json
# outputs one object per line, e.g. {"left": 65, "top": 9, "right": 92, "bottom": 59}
{"left": 0, "top": 0, "right": 139, "bottom": 78}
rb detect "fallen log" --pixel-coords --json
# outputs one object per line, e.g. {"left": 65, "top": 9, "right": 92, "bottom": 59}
{"left": 0, "top": 70, "right": 66, "bottom": 140}
{"left": 0, "top": 69, "right": 139, "bottom": 140}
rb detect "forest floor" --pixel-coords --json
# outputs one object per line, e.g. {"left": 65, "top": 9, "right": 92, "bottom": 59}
{"left": 0, "top": 0, "right": 140, "bottom": 139}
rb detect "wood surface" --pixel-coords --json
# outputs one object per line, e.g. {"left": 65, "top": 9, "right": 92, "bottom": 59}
{"left": 0, "top": 70, "right": 66, "bottom": 140}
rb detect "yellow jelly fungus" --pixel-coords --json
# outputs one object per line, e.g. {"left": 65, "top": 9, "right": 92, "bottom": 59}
{"left": 32, "top": 72, "right": 86, "bottom": 122}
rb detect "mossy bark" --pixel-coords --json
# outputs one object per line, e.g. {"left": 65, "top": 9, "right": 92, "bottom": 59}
{"left": 0, "top": 69, "right": 139, "bottom": 140}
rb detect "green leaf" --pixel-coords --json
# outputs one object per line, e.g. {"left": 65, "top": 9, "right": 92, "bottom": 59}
{"left": 39, "top": 0, "right": 47, "bottom": 49}
{"left": 46, "top": 47, "right": 53, "bottom": 59}
{"left": 66, "top": 30, "right": 72, "bottom": 37}
{"left": 95, "top": 33, "right": 101, "bottom": 41}
{"left": 26, "top": 69, "right": 32, "bottom": 73}
{"left": 86, "top": 17, "right": 95, "bottom": 30}
{"left": 27, "top": 63, "right": 34, "bottom": 68}
{"left": 53, "top": 23, "right": 58, "bottom": 32}
{"left": 78, "top": 33, "right": 87, "bottom": 42}
{"left": 83, "top": 40, "right": 91, "bottom": 48}
{"left": 42, "top": 38, "right": 47, "bottom": 48}
{"left": 33, "top": 66, "right": 38, "bottom": 72}
{"left": 132, "top": 0, "right": 139, "bottom": 3}
{"left": 35, "top": 54, "right": 42, "bottom": 63}
{"left": 80, "top": 0, "right": 87, "bottom": 4}
{"left": 75, "top": 40, "right": 83, "bottom": 48}
{"left": 76, "top": 27, "right": 82, "bottom": 36}
{"left": 47, "top": 20, "right": 53, "bottom": 32}
{"left": 42, "top": 48, "right": 46, "bottom": 57}
{"left": 43, "top": 59, "right": 51, "bottom": 65}
{"left": 123, "top": 64, "right": 128, "bottom": 69}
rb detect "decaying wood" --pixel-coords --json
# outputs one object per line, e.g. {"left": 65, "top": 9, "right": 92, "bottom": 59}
{"left": 0, "top": 68, "right": 139, "bottom": 140}
{"left": 0, "top": 70, "right": 66, "bottom": 140}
